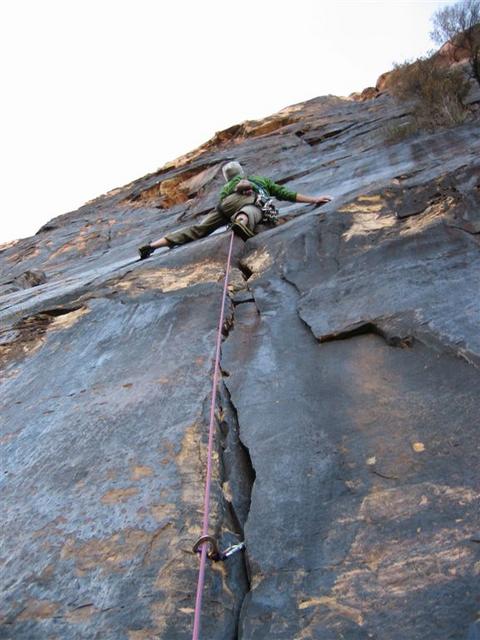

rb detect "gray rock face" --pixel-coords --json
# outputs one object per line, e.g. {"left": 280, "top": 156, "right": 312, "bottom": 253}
{"left": 1, "top": 89, "right": 479, "bottom": 639}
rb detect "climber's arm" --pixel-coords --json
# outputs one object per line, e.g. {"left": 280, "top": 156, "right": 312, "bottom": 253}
{"left": 295, "top": 193, "right": 332, "bottom": 205}
{"left": 262, "top": 177, "right": 332, "bottom": 205}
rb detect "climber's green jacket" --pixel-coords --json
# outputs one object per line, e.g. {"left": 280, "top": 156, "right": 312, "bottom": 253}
{"left": 219, "top": 175, "right": 297, "bottom": 202}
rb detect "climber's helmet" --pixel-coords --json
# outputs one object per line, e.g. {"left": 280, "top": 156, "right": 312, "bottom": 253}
{"left": 222, "top": 161, "right": 245, "bottom": 183}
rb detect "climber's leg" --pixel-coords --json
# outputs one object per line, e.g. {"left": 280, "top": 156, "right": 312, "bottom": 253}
{"left": 235, "top": 205, "right": 263, "bottom": 230}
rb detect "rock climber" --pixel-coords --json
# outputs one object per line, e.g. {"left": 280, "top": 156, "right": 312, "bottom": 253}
{"left": 138, "top": 160, "right": 332, "bottom": 259}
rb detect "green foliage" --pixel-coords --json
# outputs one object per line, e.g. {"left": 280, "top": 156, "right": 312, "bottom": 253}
{"left": 430, "top": 0, "right": 480, "bottom": 84}
{"left": 383, "top": 56, "right": 471, "bottom": 141}
{"left": 383, "top": 1, "right": 479, "bottom": 143}
{"left": 431, "top": 0, "right": 480, "bottom": 46}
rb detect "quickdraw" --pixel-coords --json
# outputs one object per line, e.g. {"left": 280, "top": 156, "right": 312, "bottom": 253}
{"left": 255, "top": 193, "right": 279, "bottom": 225}
{"left": 192, "top": 535, "right": 246, "bottom": 562}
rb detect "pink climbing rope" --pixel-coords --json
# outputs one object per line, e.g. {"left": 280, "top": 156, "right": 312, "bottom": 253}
{"left": 192, "top": 230, "right": 235, "bottom": 640}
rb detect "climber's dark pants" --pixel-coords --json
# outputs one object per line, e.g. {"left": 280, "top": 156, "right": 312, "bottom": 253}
{"left": 164, "top": 193, "right": 263, "bottom": 246}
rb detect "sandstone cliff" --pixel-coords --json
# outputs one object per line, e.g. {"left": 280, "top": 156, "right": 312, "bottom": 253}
{"left": 1, "top": 82, "right": 480, "bottom": 639}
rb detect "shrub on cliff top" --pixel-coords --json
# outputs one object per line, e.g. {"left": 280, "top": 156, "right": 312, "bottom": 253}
{"left": 431, "top": 0, "right": 480, "bottom": 85}
{"left": 384, "top": 56, "right": 471, "bottom": 141}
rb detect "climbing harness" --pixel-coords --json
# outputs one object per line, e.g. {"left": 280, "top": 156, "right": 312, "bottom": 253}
{"left": 191, "top": 230, "right": 245, "bottom": 640}
{"left": 247, "top": 178, "right": 279, "bottom": 225}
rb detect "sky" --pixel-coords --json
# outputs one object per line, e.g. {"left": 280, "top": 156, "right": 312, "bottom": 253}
{"left": 0, "top": 0, "right": 451, "bottom": 244}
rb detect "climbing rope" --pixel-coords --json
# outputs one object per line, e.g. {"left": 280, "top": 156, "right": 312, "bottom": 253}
{"left": 191, "top": 230, "right": 236, "bottom": 640}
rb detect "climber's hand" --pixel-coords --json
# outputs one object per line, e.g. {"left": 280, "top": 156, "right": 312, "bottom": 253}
{"left": 314, "top": 196, "right": 332, "bottom": 205}
{"left": 236, "top": 179, "right": 254, "bottom": 195}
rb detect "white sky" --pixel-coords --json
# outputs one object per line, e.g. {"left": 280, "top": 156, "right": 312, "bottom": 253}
{"left": 0, "top": 0, "right": 450, "bottom": 244}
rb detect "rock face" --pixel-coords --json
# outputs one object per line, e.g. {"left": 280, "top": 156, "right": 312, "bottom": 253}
{"left": 1, "top": 85, "right": 480, "bottom": 640}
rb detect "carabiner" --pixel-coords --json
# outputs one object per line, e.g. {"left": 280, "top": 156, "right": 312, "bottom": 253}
{"left": 192, "top": 535, "right": 222, "bottom": 561}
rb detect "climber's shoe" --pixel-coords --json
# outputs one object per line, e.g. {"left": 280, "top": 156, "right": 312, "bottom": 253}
{"left": 138, "top": 244, "right": 155, "bottom": 260}
{"left": 231, "top": 221, "right": 255, "bottom": 241}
